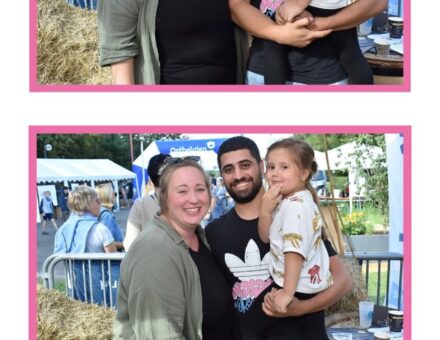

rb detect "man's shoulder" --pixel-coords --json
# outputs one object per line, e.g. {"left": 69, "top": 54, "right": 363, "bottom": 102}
{"left": 205, "top": 209, "right": 235, "bottom": 236}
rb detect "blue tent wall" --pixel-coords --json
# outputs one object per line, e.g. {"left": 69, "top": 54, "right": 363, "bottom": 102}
{"left": 131, "top": 138, "right": 227, "bottom": 200}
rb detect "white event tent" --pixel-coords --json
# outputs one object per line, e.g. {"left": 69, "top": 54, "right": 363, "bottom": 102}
{"left": 37, "top": 158, "right": 136, "bottom": 211}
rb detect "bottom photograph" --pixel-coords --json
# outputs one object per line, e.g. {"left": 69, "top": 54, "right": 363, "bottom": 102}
{"left": 30, "top": 126, "right": 410, "bottom": 340}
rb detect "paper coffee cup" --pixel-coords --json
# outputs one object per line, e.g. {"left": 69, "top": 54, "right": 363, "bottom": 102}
{"left": 374, "top": 38, "right": 391, "bottom": 56}
{"left": 388, "top": 17, "right": 403, "bottom": 39}
{"left": 388, "top": 310, "right": 403, "bottom": 332}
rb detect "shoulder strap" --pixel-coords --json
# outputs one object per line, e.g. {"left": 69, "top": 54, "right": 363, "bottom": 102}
{"left": 98, "top": 208, "right": 111, "bottom": 221}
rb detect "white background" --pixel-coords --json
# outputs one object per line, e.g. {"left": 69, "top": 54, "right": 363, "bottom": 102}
{"left": 1, "top": 1, "right": 438, "bottom": 338}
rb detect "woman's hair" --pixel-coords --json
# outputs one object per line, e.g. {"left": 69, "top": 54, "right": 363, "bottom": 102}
{"left": 159, "top": 158, "right": 211, "bottom": 214}
{"left": 68, "top": 185, "right": 98, "bottom": 215}
{"left": 95, "top": 183, "right": 114, "bottom": 209}
{"left": 266, "top": 138, "right": 319, "bottom": 205}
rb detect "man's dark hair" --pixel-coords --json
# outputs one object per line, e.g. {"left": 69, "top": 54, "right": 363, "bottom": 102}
{"left": 217, "top": 136, "right": 261, "bottom": 170}
{"left": 147, "top": 153, "right": 170, "bottom": 187}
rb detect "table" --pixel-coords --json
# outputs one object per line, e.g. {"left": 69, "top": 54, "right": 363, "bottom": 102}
{"left": 364, "top": 51, "right": 404, "bottom": 85}
{"left": 327, "top": 327, "right": 374, "bottom": 340}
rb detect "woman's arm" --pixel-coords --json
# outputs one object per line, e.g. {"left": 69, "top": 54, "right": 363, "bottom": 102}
{"left": 229, "top": 0, "right": 332, "bottom": 47}
{"left": 263, "top": 254, "right": 353, "bottom": 316}
{"left": 111, "top": 59, "right": 135, "bottom": 85}
{"left": 104, "top": 241, "right": 117, "bottom": 253}
{"left": 310, "top": 0, "right": 388, "bottom": 31}
{"left": 97, "top": 0, "right": 139, "bottom": 81}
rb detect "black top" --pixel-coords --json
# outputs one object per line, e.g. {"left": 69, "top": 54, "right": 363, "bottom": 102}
{"left": 189, "top": 235, "right": 234, "bottom": 340}
{"left": 155, "top": 0, "right": 236, "bottom": 84}
{"left": 206, "top": 208, "right": 337, "bottom": 340}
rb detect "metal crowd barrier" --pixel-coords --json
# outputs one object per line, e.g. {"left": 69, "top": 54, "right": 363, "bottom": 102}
{"left": 344, "top": 251, "right": 404, "bottom": 310}
{"left": 41, "top": 253, "right": 125, "bottom": 308}
{"left": 42, "top": 251, "right": 403, "bottom": 310}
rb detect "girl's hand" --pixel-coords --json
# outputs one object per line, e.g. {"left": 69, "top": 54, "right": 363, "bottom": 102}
{"left": 261, "top": 185, "right": 282, "bottom": 216}
{"left": 263, "top": 288, "right": 302, "bottom": 317}
{"left": 276, "top": 1, "right": 305, "bottom": 25}
{"left": 272, "top": 288, "right": 293, "bottom": 313}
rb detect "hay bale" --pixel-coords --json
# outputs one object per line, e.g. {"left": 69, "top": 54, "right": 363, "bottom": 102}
{"left": 38, "top": 287, "right": 115, "bottom": 339}
{"left": 37, "top": 0, "right": 111, "bottom": 84}
{"left": 326, "top": 256, "right": 369, "bottom": 317}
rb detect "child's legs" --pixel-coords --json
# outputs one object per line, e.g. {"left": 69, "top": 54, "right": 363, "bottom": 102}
{"left": 329, "top": 28, "right": 373, "bottom": 84}
{"left": 264, "top": 38, "right": 290, "bottom": 84}
{"left": 296, "top": 309, "right": 329, "bottom": 340}
{"left": 51, "top": 218, "right": 58, "bottom": 229}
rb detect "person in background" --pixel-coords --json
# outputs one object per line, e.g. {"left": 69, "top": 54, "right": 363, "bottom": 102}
{"left": 59, "top": 187, "right": 70, "bottom": 221}
{"left": 205, "top": 136, "right": 353, "bottom": 339}
{"left": 115, "top": 158, "right": 234, "bottom": 339}
{"left": 123, "top": 153, "right": 170, "bottom": 251}
{"left": 212, "top": 177, "right": 234, "bottom": 220}
{"left": 54, "top": 185, "right": 117, "bottom": 306}
{"left": 95, "top": 183, "right": 125, "bottom": 251}
{"left": 39, "top": 191, "right": 58, "bottom": 235}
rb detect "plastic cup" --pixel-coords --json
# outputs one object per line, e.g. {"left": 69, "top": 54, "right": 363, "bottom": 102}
{"left": 359, "top": 301, "right": 374, "bottom": 328}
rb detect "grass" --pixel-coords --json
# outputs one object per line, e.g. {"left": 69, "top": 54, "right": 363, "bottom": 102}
{"left": 363, "top": 267, "right": 388, "bottom": 304}
{"left": 38, "top": 278, "right": 67, "bottom": 293}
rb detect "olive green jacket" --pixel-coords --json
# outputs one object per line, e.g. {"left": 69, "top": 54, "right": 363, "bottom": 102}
{"left": 97, "top": 0, "right": 248, "bottom": 84}
{"left": 114, "top": 213, "right": 209, "bottom": 339}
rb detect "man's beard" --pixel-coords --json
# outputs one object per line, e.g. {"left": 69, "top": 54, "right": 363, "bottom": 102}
{"left": 225, "top": 172, "right": 263, "bottom": 204}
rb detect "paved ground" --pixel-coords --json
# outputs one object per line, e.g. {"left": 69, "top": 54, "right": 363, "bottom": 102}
{"left": 36, "top": 206, "right": 130, "bottom": 280}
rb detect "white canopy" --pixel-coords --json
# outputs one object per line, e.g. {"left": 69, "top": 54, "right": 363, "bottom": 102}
{"left": 37, "top": 159, "right": 135, "bottom": 183}
{"left": 314, "top": 142, "right": 384, "bottom": 171}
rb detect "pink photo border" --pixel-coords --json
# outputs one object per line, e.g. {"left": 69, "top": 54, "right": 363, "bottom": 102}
{"left": 29, "top": 125, "right": 411, "bottom": 338}
{"left": 29, "top": 1, "right": 411, "bottom": 92}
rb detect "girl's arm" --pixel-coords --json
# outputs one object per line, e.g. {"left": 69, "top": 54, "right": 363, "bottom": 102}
{"left": 272, "top": 252, "right": 303, "bottom": 312}
{"left": 263, "top": 254, "right": 353, "bottom": 316}
{"left": 310, "top": 0, "right": 388, "bottom": 31}
{"left": 257, "top": 185, "right": 282, "bottom": 243}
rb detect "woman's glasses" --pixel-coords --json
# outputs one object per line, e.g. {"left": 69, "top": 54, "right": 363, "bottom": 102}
{"left": 159, "top": 156, "right": 201, "bottom": 175}
{"left": 163, "top": 156, "right": 201, "bottom": 165}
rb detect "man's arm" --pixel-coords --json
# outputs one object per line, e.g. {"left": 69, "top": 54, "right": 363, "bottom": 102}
{"left": 310, "top": 0, "right": 388, "bottom": 31}
{"left": 229, "top": 0, "right": 331, "bottom": 47}
{"left": 263, "top": 254, "right": 353, "bottom": 316}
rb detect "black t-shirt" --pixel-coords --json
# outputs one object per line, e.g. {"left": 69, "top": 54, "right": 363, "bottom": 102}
{"left": 247, "top": 4, "right": 347, "bottom": 84}
{"left": 155, "top": 0, "right": 236, "bottom": 84}
{"left": 205, "top": 208, "right": 337, "bottom": 340}
{"left": 189, "top": 236, "right": 234, "bottom": 340}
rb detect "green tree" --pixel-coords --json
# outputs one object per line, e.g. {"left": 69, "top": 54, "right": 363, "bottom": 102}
{"left": 294, "top": 134, "right": 356, "bottom": 151}
{"left": 37, "top": 133, "right": 183, "bottom": 169}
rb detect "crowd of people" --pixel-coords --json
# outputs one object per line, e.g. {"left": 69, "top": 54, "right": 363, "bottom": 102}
{"left": 41, "top": 135, "right": 354, "bottom": 339}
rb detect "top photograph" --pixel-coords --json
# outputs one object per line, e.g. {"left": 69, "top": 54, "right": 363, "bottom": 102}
{"left": 31, "top": 0, "right": 408, "bottom": 92}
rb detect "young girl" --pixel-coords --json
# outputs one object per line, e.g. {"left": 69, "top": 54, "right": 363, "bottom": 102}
{"left": 258, "top": 138, "right": 332, "bottom": 339}
{"left": 261, "top": 0, "right": 375, "bottom": 84}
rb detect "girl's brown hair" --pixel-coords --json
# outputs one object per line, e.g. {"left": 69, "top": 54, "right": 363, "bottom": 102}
{"left": 266, "top": 138, "right": 319, "bottom": 205}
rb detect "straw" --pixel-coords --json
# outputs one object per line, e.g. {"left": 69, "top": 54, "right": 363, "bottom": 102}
{"left": 37, "top": 0, "right": 111, "bottom": 84}
{"left": 37, "top": 286, "right": 115, "bottom": 339}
